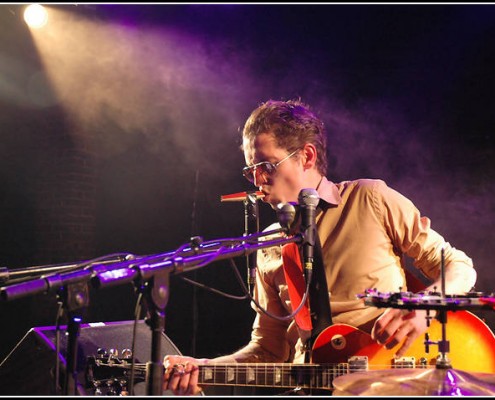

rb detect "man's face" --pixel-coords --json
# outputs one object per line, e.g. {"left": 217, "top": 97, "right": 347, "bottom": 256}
{"left": 243, "top": 132, "right": 304, "bottom": 209}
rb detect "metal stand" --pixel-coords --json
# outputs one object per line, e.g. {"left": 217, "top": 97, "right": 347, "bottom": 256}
{"left": 244, "top": 192, "right": 259, "bottom": 297}
{"left": 57, "top": 281, "right": 90, "bottom": 395}
{"left": 425, "top": 247, "right": 451, "bottom": 368}
{"left": 141, "top": 271, "right": 170, "bottom": 396}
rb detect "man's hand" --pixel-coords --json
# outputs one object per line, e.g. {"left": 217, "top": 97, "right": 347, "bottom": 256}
{"left": 371, "top": 308, "right": 431, "bottom": 358}
{"left": 163, "top": 355, "right": 204, "bottom": 396}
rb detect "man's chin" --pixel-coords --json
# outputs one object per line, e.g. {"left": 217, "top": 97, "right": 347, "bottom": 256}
{"left": 260, "top": 195, "right": 275, "bottom": 209}
{"left": 268, "top": 202, "right": 278, "bottom": 210}
{"left": 265, "top": 198, "right": 280, "bottom": 210}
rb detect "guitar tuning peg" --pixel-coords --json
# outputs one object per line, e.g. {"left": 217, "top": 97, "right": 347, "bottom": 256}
{"left": 122, "top": 348, "right": 133, "bottom": 360}
{"left": 106, "top": 380, "right": 117, "bottom": 396}
{"left": 119, "top": 379, "right": 129, "bottom": 396}
{"left": 97, "top": 348, "right": 108, "bottom": 357}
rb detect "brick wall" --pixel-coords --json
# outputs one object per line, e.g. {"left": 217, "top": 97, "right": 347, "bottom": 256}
{"left": 33, "top": 133, "right": 97, "bottom": 265}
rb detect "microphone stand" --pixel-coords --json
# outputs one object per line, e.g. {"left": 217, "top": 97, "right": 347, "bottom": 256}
{"left": 0, "top": 256, "right": 129, "bottom": 286}
{"left": 2, "top": 270, "right": 92, "bottom": 395}
{"left": 244, "top": 192, "right": 259, "bottom": 297}
{"left": 140, "top": 269, "right": 169, "bottom": 396}
{"left": 59, "top": 281, "right": 89, "bottom": 396}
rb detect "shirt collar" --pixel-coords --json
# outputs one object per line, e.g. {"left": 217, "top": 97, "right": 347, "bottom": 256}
{"left": 316, "top": 176, "right": 342, "bottom": 207}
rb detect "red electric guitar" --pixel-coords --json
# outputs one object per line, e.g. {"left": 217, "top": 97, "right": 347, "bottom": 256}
{"left": 86, "top": 310, "right": 495, "bottom": 394}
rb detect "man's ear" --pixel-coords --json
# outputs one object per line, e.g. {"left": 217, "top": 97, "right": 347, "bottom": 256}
{"left": 301, "top": 143, "right": 318, "bottom": 170}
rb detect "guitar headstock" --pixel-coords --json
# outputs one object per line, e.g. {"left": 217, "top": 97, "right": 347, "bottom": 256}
{"left": 85, "top": 348, "right": 144, "bottom": 396}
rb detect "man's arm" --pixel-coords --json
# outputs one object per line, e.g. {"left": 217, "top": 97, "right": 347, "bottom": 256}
{"left": 371, "top": 260, "right": 476, "bottom": 358}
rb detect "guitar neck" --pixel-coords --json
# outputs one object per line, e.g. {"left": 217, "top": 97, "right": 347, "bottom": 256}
{"left": 197, "top": 363, "right": 336, "bottom": 390}
{"left": 113, "top": 361, "right": 338, "bottom": 391}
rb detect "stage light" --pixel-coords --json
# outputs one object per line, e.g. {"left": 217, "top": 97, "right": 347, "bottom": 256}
{"left": 24, "top": 4, "right": 48, "bottom": 29}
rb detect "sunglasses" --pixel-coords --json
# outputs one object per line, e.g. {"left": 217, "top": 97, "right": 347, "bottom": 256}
{"left": 242, "top": 150, "right": 299, "bottom": 183}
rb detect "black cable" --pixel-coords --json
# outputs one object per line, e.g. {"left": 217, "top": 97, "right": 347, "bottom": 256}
{"left": 190, "top": 169, "right": 200, "bottom": 358}
{"left": 128, "top": 291, "right": 144, "bottom": 396}
{"left": 53, "top": 301, "right": 64, "bottom": 395}
{"left": 179, "top": 256, "right": 311, "bottom": 322}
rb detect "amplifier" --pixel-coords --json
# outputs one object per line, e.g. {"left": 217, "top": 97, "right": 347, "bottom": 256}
{"left": 0, "top": 319, "right": 181, "bottom": 395}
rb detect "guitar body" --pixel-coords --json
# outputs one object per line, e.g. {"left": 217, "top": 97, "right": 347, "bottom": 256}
{"left": 312, "top": 310, "right": 495, "bottom": 373}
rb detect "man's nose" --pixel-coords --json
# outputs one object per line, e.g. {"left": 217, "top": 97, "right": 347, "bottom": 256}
{"left": 252, "top": 168, "right": 266, "bottom": 187}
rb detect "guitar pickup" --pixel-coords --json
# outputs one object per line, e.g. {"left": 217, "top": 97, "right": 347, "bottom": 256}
{"left": 392, "top": 357, "right": 416, "bottom": 368}
{"left": 348, "top": 356, "right": 368, "bottom": 372}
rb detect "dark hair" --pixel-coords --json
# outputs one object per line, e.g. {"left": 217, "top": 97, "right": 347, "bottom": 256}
{"left": 242, "top": 99, "right": 328, "bottom": 175}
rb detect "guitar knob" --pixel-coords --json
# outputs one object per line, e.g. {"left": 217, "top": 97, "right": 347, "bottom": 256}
{"left": 109, "top": 348, "right": 119, "bottom": 357}
{"left": 330, "top": 334, "right": 346, "bottom": 350}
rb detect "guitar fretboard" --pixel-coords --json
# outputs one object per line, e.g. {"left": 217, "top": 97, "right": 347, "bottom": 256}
{"left": 197, "top": 363, "right": 351, "bottom": 390}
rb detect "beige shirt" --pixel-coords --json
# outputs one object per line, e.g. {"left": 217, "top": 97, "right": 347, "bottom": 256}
{"left": 228, "top": 178, "right": 474, "bottom": 364}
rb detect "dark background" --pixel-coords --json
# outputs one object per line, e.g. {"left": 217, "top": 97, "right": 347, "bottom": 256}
{"left": 1, "top": 3, "right": 494, "bottom": 368}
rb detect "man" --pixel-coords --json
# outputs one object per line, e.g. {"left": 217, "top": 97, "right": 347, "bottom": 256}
{"left": 162, "top": 99, "right": 476, "bottom": 395}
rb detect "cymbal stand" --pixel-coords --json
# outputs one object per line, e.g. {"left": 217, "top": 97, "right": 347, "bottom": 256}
{"left": 424, "top": 246, "right": 451, "bottom": 369}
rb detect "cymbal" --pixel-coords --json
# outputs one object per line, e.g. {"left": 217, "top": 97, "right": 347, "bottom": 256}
{"left": 333, "top": 368, "right": 495, "bottom": 396}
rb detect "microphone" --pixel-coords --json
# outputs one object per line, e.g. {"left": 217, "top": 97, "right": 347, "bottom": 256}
{"left": 298, "top": 188, "right": 320, "bottom": 283}
{"left": 276, "top": 202, "right": 299, "bottom": 233}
